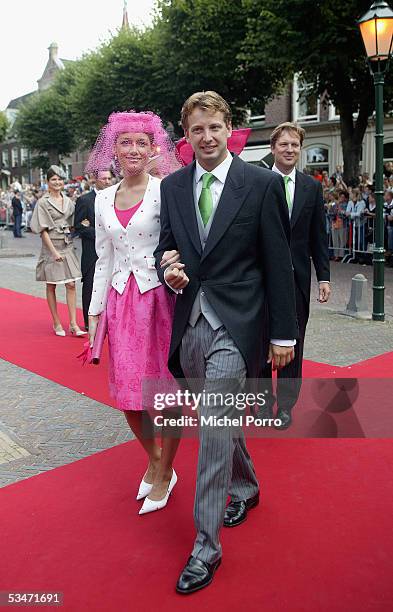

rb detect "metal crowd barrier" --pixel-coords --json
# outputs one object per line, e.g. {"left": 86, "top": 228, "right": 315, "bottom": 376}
{"left": 0, "top": 207, "right": 27, "bottom": 229}
{"left": 326, "top": 216, "right": 376, "bottom": 262}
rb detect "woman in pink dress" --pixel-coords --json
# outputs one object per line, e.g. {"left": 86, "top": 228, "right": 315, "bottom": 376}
{"left": 87, "top": 111, "right": 181, "bottom": 515}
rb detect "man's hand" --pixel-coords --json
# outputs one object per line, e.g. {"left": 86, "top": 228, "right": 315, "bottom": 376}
{"left": 318, "top": 282, "right": 331, "bottom": 303}
{"left": 161, "top": 250, "right": 180, "bottom": 267}
{"left": 81, "top": 218, "right": 90, "bottom": 227}
{"left": 165, "top": 262, "right": 189, "bottom": 290}
{"left": 88, "top": 314, "right": 100, "bottom": 348}
{"left": 267, "top": 344, "right": 295, "bottom": 371}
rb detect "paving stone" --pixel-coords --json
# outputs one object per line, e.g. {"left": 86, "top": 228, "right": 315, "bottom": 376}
{"left": 0, "top": 360, "right": 132, "bottom": 488}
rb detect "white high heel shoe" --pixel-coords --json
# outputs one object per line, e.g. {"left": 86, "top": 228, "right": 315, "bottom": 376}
{"left": 139, "top": 469, "right": 177, "bottom": 515}
{"left": 69, "top": 325, "right": 87, "bottom": 337}
{"left": 136, "top": 478, "right": 153, "bottom": 501}
{"left": 53, "top": 325, "right": 66, "bottom": 337}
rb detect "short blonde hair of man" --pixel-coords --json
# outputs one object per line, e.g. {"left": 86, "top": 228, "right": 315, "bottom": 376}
{"left": 270, "top": 122, "right": 305, "bottom": 148}
{"left": 181, "top": 91, "right": 232, "bottom": 130}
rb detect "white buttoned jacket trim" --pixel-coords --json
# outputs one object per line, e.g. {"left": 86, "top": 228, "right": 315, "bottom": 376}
{"left": 88, "top": 176, "right": 162, "bottom": 316}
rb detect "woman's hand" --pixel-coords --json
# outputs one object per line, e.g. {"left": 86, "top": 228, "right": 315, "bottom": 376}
{"left": 88, "top": 314, "right": 100, "bottom": 348}
{"left": 160, "top": 250, "right": 180, "bottom": 267}
{"left": 81, "top": 219, "right": 90, "bottom": 227}
{"left": 53, "top": 250, "right": 63, "bottom": 262}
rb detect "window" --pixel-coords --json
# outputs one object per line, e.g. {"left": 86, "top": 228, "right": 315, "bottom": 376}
{"left": 293, "top": 74, "right": 319, "bottom": 122}
{"left": 21, "top": 148, "right": 29, "bottom": 166}
{"left": 245, "top": 110, "right": 266, "bottom": 127}
{"left": 384, "top": 142, "right": 393, "bottom": 161}
{"left": 11, "top": 147, "right": 19, "bottom": 167}
{"left": 328, "top": 103, "right": 340, "bottom": 121}
{"left": 248, "top": 114, "right": 266, "bottom": 127}
{"left": 1, "top": 150, "right": 9, "bottom": 167}
{"left": 305, "top": 146, "right": 329, "bottom": 173}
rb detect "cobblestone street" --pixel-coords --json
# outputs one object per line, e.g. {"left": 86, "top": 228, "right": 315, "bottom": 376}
{"left": 1, "top": 230, "right": 392, "bottom": 487}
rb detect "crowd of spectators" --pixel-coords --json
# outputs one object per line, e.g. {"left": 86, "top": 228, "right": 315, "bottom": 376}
{"left": 0, "top": 176, "right": 95, "bottom": 233}
{"left": 306, "top": 164, "right": 393, "bottom": 266}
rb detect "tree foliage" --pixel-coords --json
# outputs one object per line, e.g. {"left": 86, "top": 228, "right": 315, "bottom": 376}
{"left": 151, "top": 0, "right": 286, "bottom": 129}
{"left": 241, "top": 0, "right": 393, "bottom": 182}
{"left": 13, "top": 0, "right": 387, "bottom": 181}
{"left": 15, "top": 84, "right": 76, "bottom": 167}
{"left": 68, "top": 28, "right": 156, "bottom": 147}
{"left": 0, "top": 111, "right": 9, "bottom": 143}
{"left": 67, "top": 2, "right": 282, "bottom": 142}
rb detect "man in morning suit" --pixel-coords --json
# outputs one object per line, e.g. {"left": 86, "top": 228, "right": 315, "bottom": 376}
{"left": 74, "top": 170, "right": 112, "bottom": 329}
{"left": 259, "top": 122, "right": 331, "bottom": 429}
{"left": 154, "top": 92, "right": 298, "bottom": 594}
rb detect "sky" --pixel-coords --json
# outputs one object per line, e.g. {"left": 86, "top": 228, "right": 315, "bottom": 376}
{"left": 0, "top": 0, "right": 156, "bottom": 110}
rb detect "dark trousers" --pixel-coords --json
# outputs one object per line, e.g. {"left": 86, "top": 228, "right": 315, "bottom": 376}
{"left": 13, "top": 214, "right": 22, "bottom": 237}
{"left": 261, "top": 285, "right": 309, "bottom": 412}
{"left": 82, "top": 265, "right": 95, "bottom": 329}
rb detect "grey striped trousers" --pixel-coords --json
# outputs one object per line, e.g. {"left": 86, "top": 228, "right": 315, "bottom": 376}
{"left": 180, "top": 317, "right": 259, "bottom": 563}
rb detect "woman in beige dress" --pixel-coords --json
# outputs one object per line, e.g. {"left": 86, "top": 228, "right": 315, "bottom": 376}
{"left": 30, "top": 165, "right": 86, "bottom": 337}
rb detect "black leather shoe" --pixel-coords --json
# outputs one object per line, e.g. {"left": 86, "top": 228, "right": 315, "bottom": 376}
{"left": 176, "top": 556, "right": 221, "bottom": 594}
{"left": 223, "top": 492, "right": 260, "bottom": 528}
{"left": 275, "top": 408, "right": 292, "bottom": 430}
{"left": 254, "top": 403, "right": 274, "bottom": 421}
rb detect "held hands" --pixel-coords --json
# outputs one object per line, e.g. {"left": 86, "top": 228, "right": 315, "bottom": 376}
{"left": 165, "top": 263, "right": 189, "bottom": 290}
{"left": 267, "top": 344, "right": 295, "bottom": 371}
{"left": 318, "top": 282, "right": 331, "bottom": 303}
{"left": 88, "top": 314, "right": 100, "bottom": 348}
{"left": 160, "top": 250, "right": 181, "bottom": 267}
{"left": 160, "top": 250, "right": 189, "bottom": 290}
{"left": 81, "top": 219, "right": 90, "bottom": 227}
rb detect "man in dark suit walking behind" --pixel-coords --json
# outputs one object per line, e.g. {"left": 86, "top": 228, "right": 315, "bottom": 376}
{"left": 74, "top": 170, "right": 112, "bottom": 329}
{"left": 11, "top": 191, "right": 23, "bottom": 238}
{"left": 259, "top": 122, "right": 331, "bottom": 429}
{"left": 155, "top": 92, "right": 298, "bottom": 594}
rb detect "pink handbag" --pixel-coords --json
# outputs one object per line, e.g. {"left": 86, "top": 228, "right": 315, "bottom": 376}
{"left": 77, "top": 310, "right": 108, "bottom": 366}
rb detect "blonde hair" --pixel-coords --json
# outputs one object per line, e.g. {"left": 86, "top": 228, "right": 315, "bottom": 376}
{"left": 181, "top": 91, "right": 232, "bottom": 130}
{"left": 270, "top": 122, "right": 305, "bottom": 148}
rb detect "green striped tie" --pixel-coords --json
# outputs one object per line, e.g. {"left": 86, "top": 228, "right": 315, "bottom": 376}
{"left": 198, "top": 172, "right": 215, "bottom": 226}
{"left": 283, "top": 175, "right": 293, "bottom": 214}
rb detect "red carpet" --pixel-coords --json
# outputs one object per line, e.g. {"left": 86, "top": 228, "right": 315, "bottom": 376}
{"left": 0, "top": 288, "right": 391, "bottom": 415}
{"left": 1, "top": 439, "right": 393, "bottom": 612}
{"left": 1, "top": 289, "right": 393, "bottom": 609}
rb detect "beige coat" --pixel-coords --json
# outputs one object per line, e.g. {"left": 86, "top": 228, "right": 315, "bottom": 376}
{"left": 31, "top": 192, "right": 82, "bottom": 283}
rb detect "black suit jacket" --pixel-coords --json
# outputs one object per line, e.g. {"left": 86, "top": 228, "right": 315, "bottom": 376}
{"left": 12, "top": 197, "right": 23, "bottom": 216}
{"left": 154, "top": 155, "right": 298, "bottom": 379}
{"left": 74, "top": 190, "right": 97, "bottom": 276}
{"left": 289, "top": 171, "right": 330, "bottom": 308}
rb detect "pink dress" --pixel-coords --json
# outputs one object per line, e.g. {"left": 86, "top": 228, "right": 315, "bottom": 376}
{"left": 106, "top": 201, "right": 175, "bottom": 411}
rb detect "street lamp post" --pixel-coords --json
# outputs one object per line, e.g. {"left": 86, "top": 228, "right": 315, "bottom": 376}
{"left": 358, "top": 0, "right": 393, "bottom": 322}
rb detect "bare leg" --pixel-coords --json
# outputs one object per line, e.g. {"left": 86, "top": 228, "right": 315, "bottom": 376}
{"left": 46, "top": 283, "right": 62, "bottom": 328}
{"left": 65, "top": 281, "right": 78, "bottom": 328}
{"left": 124, "top": 410, "right": 161, "bottom": 483}
{"left": 148, "top": 410, "right": 181, "bottom": 501}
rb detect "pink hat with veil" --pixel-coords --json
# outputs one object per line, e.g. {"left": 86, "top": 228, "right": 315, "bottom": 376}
{"left": 85, "top": 111, "right": 181, "bottom": 177}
